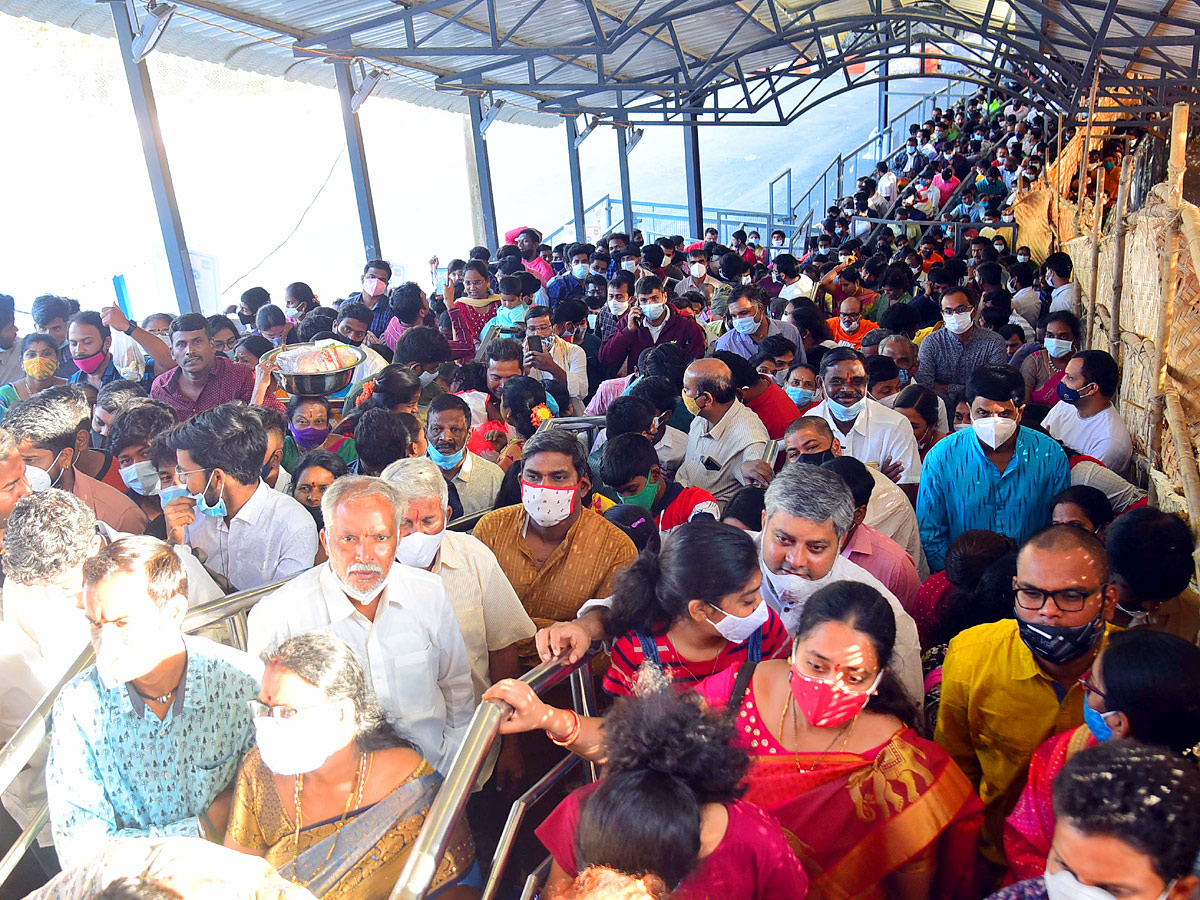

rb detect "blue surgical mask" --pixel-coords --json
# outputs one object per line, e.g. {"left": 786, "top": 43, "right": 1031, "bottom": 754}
{"left": 828, "top": 396, "right": 866, "bottom": 421}
{"left": 786, "top": 385, "right": 816, "bottom": 406}
{"left": 159, "top": 484, "right": 190, "bottom": 510}
{"left": 427, "top": 443, "right": 466, "bottom": 471}
{"left": 192, "top": 470, "right": 227, "bottom": 518}
{"left": 732, "top": 315, "right": 759, "bottom": 335}
{"left": 571, "top": 263, "right": 589, "bottom": 280}
{"left": 1082, "top": 701, "right": 1117, "bottom": 742}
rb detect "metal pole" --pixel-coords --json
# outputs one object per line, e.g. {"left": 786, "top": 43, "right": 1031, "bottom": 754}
{"left": 333, "top": 62, "right": 382, "bottom": 260}
{"left": 683, "top": 112, "right": 703, "bottom": 239}
{"left": 466, "top": 94, "right": 500, "bottom": 250}
{"left": 615, "top": 125, "right": 634, "bottom": 237}
{"left": 1086, "top": 167, "right": 1104, "bottom": 349}
{"left": 1075, "top": 69, "right": 1100, "bottom": 233}
{"left": 877, "top": 59, "right": 889, "bottom": 156}
{"left": 109, "top": 1, "right": 200, "bottom": 315}
{"left": 564, "top": 118, "right": 587, "bottom": 242}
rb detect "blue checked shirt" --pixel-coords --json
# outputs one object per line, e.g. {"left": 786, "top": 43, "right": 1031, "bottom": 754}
{"left": 917, "top": 426, "right": 1070, "bottom": 572}
{"left": 70, "top": 355, "right": 156, "bottom": 390}
{"left": 46, "top": 635, "right": 261, "bottom": 867}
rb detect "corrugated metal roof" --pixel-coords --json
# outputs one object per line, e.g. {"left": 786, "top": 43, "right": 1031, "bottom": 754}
{"left": 7, "top": 0, "right": 1198, "bottom": 125}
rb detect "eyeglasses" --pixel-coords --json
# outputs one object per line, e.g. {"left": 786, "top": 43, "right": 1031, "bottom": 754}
{"left": 1012, "top": 580, "right": 1105, "bottom": 613}
{"left": 174, "top": 466, "right": 206, "bottom": 479}
{"left": 248, "top": 699, "right": 329, "bottom": 720}
{"left": 1076, "top": 671, "right": 1109, "bottom": 701}
{"left": 840, "top": 312, "right": 863, "bottom": 321}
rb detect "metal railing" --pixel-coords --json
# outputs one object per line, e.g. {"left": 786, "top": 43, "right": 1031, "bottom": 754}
{"left": 389, "top": 646, "right": 600, "bottom": 900}
{"left": 0, "top": 576, "right": 293, "bottom": 884}
{"left": 1, "top": 569, "right": 602, "bottom": 900}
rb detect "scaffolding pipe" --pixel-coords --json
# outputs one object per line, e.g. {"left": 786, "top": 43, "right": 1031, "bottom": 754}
{"left": 333, "top": 61, "right": 382, "bottom": 260}
{"left": 564, "top": 117, "right": 587, "bottom": 242}
{"left": 1075, "top": 69, "right": 1100, "bottom": 234}
{"left": 1086, "top": 166, "right": 1104, "bottom": 349}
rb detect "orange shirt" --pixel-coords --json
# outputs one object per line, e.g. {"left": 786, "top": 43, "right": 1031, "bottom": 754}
{"left": 826, "top": 316, "right": 879, "bottom": 349}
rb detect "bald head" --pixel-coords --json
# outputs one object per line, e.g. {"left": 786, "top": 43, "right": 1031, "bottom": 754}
{"left": 683, "top": 358, "right": 736, "bottom": 420}
{"left": 1020, "top": 524, "right": 1111, "bottom": 582}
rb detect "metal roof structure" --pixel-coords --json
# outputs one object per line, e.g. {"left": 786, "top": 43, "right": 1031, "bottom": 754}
{"left": 10, "top": 0, "right": 1200, "bottom": 128}
{"left": 7, "top": 0, "right": 1200, "bottom": 316}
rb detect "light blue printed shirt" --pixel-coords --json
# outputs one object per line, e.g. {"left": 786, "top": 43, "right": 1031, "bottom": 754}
{"left": 917, "top": 425, "right": 1070, "bottom": 572}
{"left": 47, "top": 635, "right": 261, "bottom": 868}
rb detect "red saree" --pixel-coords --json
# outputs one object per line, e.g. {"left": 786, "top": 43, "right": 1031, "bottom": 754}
{"left": 1002, "top": 725, "right": 1094, "bottom": 885}
{"left": 696, "top": 665, "right": 983, "bottom": 900}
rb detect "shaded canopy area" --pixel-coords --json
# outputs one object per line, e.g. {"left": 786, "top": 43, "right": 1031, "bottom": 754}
{"left": 10, "top": 0, "right": 1200, "bottom": 126}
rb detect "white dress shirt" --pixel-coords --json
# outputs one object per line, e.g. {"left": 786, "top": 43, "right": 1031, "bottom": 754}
{"left": 1011, "top": 286, "right": 1040, "bottom": 327}
{"left": 450, "top": 451, "right": 505, "bottom": 517}
{"left": 752, "top": 538, "right": 923, "bottom": 708}
{"left": 538, "top": 335, "right": 588, "bottom": 402}
{"left": 247, "top": 562, "right": 474, "bottom": 773}
{"left": 811, "top": 397, "right": 923, "bottom": 485}
{"left": 0, "top": 621, "right": 53, "bottom": 846}
{"left": 864, "top": 467, "right": 929, "bottom": 580}
{"left": 676, "top": 400, "right": 770, "bottom": 508}
{"left": 184, "top": 481, "right": 318, "bottom": 591}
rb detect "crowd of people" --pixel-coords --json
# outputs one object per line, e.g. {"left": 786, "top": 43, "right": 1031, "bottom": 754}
{"left": 0, "top": 84, "right": 1196, "bottom": 900}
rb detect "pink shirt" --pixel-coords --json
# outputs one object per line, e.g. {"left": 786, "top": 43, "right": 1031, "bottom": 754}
{"left": 382, "top": 316, "right": 411, "bottom": 352}
{"left": 583, "top": 374, "right": 635, "bottom": 416}
{"left": 841, "top": 523, "right": 921, "bottom": 610}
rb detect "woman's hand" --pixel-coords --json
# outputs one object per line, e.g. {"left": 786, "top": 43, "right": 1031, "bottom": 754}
{"left": 483, "top": 679, "right": 570, "bottom": 738}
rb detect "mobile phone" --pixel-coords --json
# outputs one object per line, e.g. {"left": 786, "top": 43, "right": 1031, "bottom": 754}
{"left": 527, "top": 335, "right": 544, "bottom": 354}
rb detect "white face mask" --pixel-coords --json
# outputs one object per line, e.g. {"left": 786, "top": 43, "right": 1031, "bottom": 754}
{"left": 943, "top": 310, "right": 974, "bottom": 334}
{"left": 1044, "top": 336, "right": 1074, "bottom": 357}
{"left": 622, "top": 259, "right": 639, "bottom": 272}
{"left": 608, "top": 298, "right": 630, "bottom": 317}
{"left": 94, "top": 625, "right": 171, "bottom": 686}
{"left": 875, "top": 392, "right": 899, "bottom": 409}
{"left": 254, "top": 712, "right": 344, "bottom": 775}
{"left": 972, "top": 414, "right": 1018, "bottom": 449}
{"left": 1043, "top": 868, "right": 1173, "bottom": 900}
{"left": 706, "top": 597, "right": 768, "bottom": 644}
{"left": 329, "top": 561, "right": 387, "bottom": 604}
{"left": 396, "top": 528, "right": 445, "bottom": 569}
{"left": 119, "top": 460, "right": 161, "bottom": 496}
{"left": 418, "top": 369, "right": 438, "bottom": 387}
{"left": 587, "top": 313, "right": 598, "bottom": 329}
{"left": 689, "top": 262, "right": 707, "bottom": 279}
{"left": 641, "top": 302, "right": 666, "bottom": 321}
{"left": 521, "top": 480, "right": 577, "bottom": 527}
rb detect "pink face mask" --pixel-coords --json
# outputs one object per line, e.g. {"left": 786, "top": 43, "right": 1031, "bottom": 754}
{"left": 362, "top": 276, "right": 385, "bottom": 297}
{"left": 788, "top": 663, "right": 883, "bottom": 728}
{"left": 73, "top": 349, "right": 108, "bottom": 375}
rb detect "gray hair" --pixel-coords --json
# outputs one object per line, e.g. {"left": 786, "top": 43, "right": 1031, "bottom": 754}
{"left": 521, "top": 427, "right": 588, "bottom": 480}
{"left": 4, "top": 390, "right": 83, "bottom": 455}
{"left": 380, "top": 457, "right": 449, "bottom": 509}
{"left": 879, "top": 334, "right": 917, "bottom": 357}
{"left": 82, "top": 535, "right": 188, "bottom": 610}
{"left": 2, "top": 489, "right": 97, "bottom": 585}
{"left": 763, "top": 462, "right": 855, "bottom": 538}
{"left": 319, "top": 474, "right": 402, "bottom": 532}
{"left": 262, "top": 632, "right": 410, "bottom": 752}
{"left": 0, "top": 427, "right": 15, "bottom": 459}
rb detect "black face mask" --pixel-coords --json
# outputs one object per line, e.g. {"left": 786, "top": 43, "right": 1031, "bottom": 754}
{"left": 238, "top": 312, "right": 255, "bottom": 326}
{"left": 799, "top": 449, "right": 837, "bottom": 466}
{"left": 261, "top": 463, "right": 273, "bottom": 482}
{"left": 1015, "top": 611, "right": 1103, "bottom": 666}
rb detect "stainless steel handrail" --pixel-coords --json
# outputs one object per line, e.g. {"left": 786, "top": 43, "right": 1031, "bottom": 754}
{"left": 0, "top": 575, "right": 295, "bottom": 883}
{"left": 389, "top": 645, "right": 601, "bottom": 900}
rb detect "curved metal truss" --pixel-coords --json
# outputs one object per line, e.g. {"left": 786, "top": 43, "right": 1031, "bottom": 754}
{"left": 280, "top": 0, "right": 1200, "bottom": 126}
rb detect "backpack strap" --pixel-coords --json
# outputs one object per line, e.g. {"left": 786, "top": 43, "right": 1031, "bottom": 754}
{"left": 635, "top": 631, "right": 663, "bottom": 667}
{"left": 746, "top": 628, "right": 763, "bottom": 664}
{"left": 727, "top": 662, "right": 757, "bottom": 715}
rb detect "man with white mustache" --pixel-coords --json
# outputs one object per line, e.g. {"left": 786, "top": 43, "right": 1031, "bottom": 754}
{"left": 248, "top": 475, "right": 473, "bottom": 774}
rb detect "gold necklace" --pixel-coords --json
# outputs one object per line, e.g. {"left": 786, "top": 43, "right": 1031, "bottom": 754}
{"left": 779, "top": 696, "right": 858, "bottom": 772}
{"left": 291, "top": 751, "right": 371, "bottom": 886}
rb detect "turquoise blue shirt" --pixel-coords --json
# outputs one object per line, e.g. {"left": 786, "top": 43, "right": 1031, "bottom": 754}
{"left": 47, "top": 635, "right": 261, "bottom": 867}
{"left": 917, "top": 426, "right": 1070, "bottom": 571}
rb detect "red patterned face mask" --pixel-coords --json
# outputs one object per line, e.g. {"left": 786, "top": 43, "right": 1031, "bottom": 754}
{"left": 788, "top": 665, "right": 883, "bottom": 728}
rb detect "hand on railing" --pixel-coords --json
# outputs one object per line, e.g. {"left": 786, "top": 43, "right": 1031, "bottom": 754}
{"left": 482, "top": 680, "right": 605, "bottom": 764}
{"left": 535, "top": 619, "right": 596, "bottom": 665}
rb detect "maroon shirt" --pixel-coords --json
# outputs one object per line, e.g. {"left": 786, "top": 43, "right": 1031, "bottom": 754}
{"left": 597, "top": 307, "right": 707, "bottom": 371}
{"left": 150, "top": 355, "right": 285, "bottom": 420}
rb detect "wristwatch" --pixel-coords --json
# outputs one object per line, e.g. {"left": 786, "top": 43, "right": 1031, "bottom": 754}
{"left": 123, "top": 321, "right": 137, "bottom": 335}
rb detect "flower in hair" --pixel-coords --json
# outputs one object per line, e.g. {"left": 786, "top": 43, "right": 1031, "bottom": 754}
{"left": 356, "top": 380, "right": 377, "bottom": 407}
{"left": 530, "top": 403, "right": 553, "bottom": 427}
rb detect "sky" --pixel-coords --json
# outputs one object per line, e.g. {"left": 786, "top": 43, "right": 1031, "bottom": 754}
{"left": 0, "top": 13, "right": 952, "bottom": 328}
